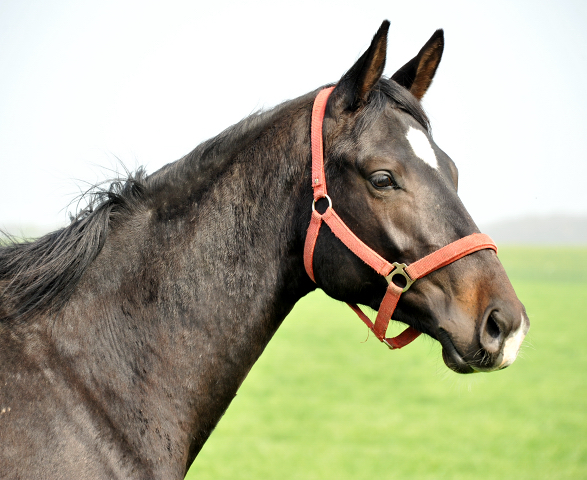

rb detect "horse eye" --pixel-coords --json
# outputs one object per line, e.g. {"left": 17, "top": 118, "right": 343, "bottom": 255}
{"left": 369, "top": 172, "right": 395, "bottom": 189}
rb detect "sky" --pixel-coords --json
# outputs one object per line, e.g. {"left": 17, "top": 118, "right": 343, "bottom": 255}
{"left": 1, "top": 0, "right": 586, "bottom": 233}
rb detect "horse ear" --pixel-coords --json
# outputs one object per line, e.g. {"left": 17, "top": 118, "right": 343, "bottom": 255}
{"left": 391, "top": 29, "right": 444, "bottom": 100}
{"left": 330, "top": 20, "right": 389, "bottom": 112}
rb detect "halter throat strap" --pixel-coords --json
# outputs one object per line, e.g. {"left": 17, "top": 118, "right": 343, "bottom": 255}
{"left": 303, "top": 87, "right": 497, "bottom": 349}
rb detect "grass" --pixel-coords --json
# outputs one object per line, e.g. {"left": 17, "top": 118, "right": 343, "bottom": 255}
{"left": 186, "top": 247, "right": 587, "bottom": 479}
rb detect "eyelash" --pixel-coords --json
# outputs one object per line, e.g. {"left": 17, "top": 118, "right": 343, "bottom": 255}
{"left": 369, "top": 172, "right": 397, "bottom": 190}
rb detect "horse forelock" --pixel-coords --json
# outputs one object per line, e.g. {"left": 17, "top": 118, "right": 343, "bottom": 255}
{"left": 360, "top": 78, "right": 430, "bottom": 133}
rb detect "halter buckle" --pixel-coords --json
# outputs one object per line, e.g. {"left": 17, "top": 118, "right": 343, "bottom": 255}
{"left": 386, "top": 262, "right": 414, "bottom": 293}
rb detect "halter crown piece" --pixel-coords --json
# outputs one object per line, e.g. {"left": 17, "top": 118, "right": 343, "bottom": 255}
{"left": 303, "top": 87, "right": 498, "bottom": 349}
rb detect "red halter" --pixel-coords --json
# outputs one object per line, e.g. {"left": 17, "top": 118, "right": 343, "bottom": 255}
{"left": 303, "top": 87, "right": 498, "bottom": 349}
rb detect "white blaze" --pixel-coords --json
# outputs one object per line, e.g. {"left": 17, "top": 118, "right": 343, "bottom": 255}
{"left": 406, "top": 126, "right": 438, "bottom": 170}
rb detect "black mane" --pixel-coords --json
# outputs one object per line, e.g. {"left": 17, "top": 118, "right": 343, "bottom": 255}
{"left": 0, "top": 79, "right": 427, "bottom": 323}
{"left": 0, "top": 170, "right": 147, "bottom": 322}
{"left": 0, "top": 91, "right": 315, "bottom": 323}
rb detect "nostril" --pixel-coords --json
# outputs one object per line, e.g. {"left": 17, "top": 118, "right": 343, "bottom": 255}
{"left": 480, "top": 310, "right": 504, "bottom": 357}
{"left": 486, "top": 311, "right": 502, "bottom": 340}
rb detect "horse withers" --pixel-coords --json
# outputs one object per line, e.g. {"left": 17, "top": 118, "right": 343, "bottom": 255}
{"left": 0, "top": 21, "right": 528, "bottom": 479}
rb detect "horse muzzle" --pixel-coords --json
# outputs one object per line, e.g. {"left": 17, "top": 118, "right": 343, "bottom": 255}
{"left": 438, "top": 306, "right": 530, "bottom": 374}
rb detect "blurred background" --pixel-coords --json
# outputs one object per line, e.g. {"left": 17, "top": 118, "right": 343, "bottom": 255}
{"left": 1, "top": 1, "right": 586, "bottom": 479}
{"left": 1, "top": 0, "right": 586, "bottom": 241}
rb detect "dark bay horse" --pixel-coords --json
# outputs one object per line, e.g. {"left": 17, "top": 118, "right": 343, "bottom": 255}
{"left": 0, "top": 21, "right": 528, "bottom": 479}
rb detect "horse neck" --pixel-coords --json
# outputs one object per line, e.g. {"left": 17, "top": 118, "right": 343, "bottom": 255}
{"left": 49, "top": 98, "right": 316, "bottom": 475}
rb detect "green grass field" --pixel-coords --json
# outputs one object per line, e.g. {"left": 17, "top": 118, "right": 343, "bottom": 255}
{"left": 186, "top": 247, "right": 587, "bottom": 479}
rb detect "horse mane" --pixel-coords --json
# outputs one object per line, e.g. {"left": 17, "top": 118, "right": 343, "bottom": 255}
{"left": 0, "top": 92, "right": 315, "bottom": 324}
{"left": 0, "top": 78, "right": 428, "bottom": 323}
{"left": 145, "top": 90, "right": 319, "bottom": 207}
{"left": 0, "top": 170, "right": 147, "bottom": 322}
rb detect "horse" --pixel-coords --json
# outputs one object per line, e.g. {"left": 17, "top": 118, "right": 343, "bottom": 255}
{"left": 0, "top": 21, "right": 528, "bottom": 479}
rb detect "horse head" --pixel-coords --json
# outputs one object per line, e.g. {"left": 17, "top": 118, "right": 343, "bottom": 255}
{"left": 309, "top": 21, "right": 529, "bottom": 373}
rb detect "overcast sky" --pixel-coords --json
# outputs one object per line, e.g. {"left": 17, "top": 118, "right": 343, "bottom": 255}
{"left": 1, "top": 0, "right": 586, "bottom": 233}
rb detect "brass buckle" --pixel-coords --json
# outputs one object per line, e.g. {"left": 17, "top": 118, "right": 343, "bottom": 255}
{"left": 385, "top": 262, "right": 414, "bottom": 293}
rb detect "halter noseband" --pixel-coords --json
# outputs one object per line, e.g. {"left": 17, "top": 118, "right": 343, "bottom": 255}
{"left": 303, "top": 87, "right": 498, "bottom": 349}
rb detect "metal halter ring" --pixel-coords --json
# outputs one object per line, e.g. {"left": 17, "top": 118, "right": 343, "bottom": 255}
{"left": 311, "top": 194, "right": 332, "bottom": 212}
{"left": 386, "top": 262, "right": 415, "bottom": 293}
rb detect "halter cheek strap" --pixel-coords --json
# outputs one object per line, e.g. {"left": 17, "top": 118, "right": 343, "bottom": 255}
{"left": 304, "top": 87, "right": 498, "bottom": 349}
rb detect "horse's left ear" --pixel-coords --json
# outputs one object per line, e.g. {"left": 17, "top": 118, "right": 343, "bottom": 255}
{"left": 329, "top": 20, "right": 389, "bottom": 112}
{"left": 391, "top": 29, "right": 444, "bottom": 100}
